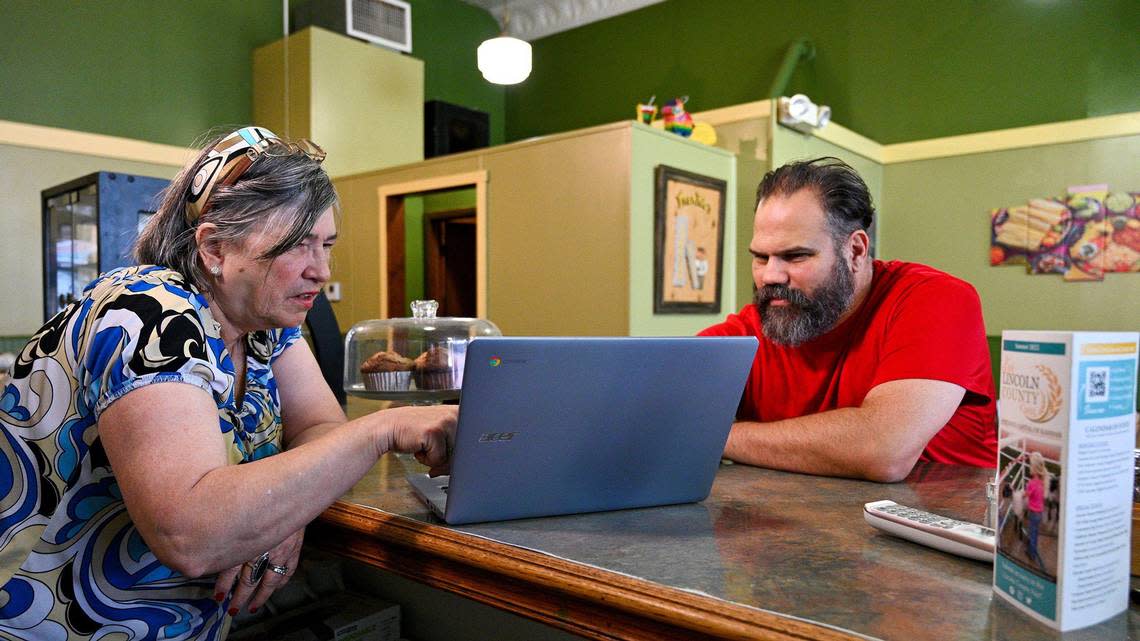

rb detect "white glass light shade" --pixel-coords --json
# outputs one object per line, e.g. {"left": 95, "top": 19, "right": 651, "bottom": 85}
{"left": 477, "top": 36, "right": 532, "bottom": 85}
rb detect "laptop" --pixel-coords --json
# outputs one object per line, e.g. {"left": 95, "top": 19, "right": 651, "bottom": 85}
{"left": 407, "top": 336, "right": 757, "bottom": 525}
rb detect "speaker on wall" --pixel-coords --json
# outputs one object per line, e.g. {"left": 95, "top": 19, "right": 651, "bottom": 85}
{"left": 424, "top": 100, "right": 490, "bottom": 158}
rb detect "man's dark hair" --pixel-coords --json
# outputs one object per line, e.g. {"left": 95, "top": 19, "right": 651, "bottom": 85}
{"left": 755, "top": 157, "right": 874, "bottom": 241}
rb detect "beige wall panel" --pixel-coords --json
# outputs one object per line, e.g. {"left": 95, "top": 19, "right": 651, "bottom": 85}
{"left": 482, "top": 127, "right": 632, "bottom": 336}
{"left": 339, "top": 156, "right": 483, "bottom": 188}
{"left": 330, "top": 174, "right": 381, "bottom": 329}
{"left": 251, "top": 30, "right": 312, "bottom": 139}
{"left": 309, "top": 28, "right": 422, "bottom": 177}
{"left": 253, "top": 27, "right": 423, "bottom": 178}
{"left": 333, "top": 123, "right": 638, "bottom": 337}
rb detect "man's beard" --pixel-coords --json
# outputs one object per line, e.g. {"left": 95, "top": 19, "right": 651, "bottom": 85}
{"left": 753, "top": 252, "right": 855, "bottom": 346}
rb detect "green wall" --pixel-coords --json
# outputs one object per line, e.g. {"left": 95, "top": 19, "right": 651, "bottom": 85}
{"left": 410, "top": 1, "right": 506, "bottom": 146}
{"left": 0, "top": 0, "right": 504, "bottom": 147}
{"left": 629, "top": 124, "right": 737, "bottom": 336}
{"left": 506, "top": 0, "right": 1139, "bottom": 144}
{"left": 880, "top": 134, "right": 1140, "bottom": 335}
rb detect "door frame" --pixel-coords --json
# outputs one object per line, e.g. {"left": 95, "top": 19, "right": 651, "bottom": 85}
{"left": 377, "top": 171, "right": 487, "bottom": 319}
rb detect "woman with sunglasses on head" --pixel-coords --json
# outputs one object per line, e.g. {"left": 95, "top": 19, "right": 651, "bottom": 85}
{"left": 0, "top": 127, "right": 456, "bottom": 640}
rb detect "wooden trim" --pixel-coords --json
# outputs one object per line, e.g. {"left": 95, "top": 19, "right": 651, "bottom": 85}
{"left": 384, "top": 196, "right": 406, "bottom": 317}
{"left": 314, "top": 502, "right": 860, "bottom": 641}
{"left": 652, "top": 100, "right": 774, "bottom": 131}
{"left": 881, "top": 111, "right": 1140, "bottom": 163}
{"left": 342, "top": 122, "right": 633, "bottom": 181}
{"left": 377, "top": 171, "right": 488, "bottom": 319}
{"left": 475, "top": 177, "right": 487, "bottom": 318}
{"left": 662, "top": 103, "right": 1140, "bottom": 165}
{"left": 0, "top": 119, "right": 189, "bottom": 166}
{"left": 690, "top": 99, "right": 773, "bottom": 126}
{"left": 813, "top": 122, "right": 885, "bottom": 163}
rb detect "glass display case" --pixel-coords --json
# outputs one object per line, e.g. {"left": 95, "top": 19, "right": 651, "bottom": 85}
{"left": 344, "top": 300, "right": 501, "bottom": 403}
{"left": 41, "top": 172, "right": 169, "bottom": 321}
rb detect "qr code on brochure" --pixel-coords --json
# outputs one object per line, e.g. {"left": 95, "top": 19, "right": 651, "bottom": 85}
{"left": 1085, "top": 366, "right": 1109, "bottom": 402}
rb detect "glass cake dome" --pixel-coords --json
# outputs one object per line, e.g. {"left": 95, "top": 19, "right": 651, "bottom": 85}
{"left": 344, "top": 300, "right": 501, "bottom": 402}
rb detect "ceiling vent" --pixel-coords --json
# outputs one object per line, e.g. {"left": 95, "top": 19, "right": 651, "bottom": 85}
{"left": 347, "top": 0, "right": 412, "bottom": 52}
{"left": 294, "top": 0, "right": 412, "bottom": 53}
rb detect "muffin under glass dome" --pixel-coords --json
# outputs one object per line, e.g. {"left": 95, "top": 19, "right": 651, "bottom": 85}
{"left": 343, "top": 300, "right": 501, "bottom": 402}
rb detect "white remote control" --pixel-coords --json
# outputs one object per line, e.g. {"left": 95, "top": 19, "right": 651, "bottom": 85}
{"left": 863, "top": 500, "right": 994, "bottom": 562}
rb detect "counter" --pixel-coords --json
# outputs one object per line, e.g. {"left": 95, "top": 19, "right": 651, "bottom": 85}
{"left": 310, "top": 447, "right": 1136, "bottom": 640}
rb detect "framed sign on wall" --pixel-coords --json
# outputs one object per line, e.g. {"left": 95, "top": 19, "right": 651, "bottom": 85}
{"left": 653, "top": 165, "right": 727, "bottom": 314}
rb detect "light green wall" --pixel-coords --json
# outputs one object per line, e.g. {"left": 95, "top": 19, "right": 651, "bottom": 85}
{"left": 629, "top": 124, "right": 736, "bottom": 336}
{"left": 881, "top": 134, "right": 1140, "bottom": 335}
{"left": 0, "top": 145, "right": 180, "bottom": 335}
{"left": 770, "top": 125, "right": 885, "bottom": 254}
{"left": 403, "top": 196, "right": 425, "bottom": 309}
{"left": 423, "top": 189, "right": 476, "bottom": 213}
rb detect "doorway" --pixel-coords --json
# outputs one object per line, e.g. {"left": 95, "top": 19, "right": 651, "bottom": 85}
{"left": 377, "top": 171, "right": 486, "bottom": 320}
{"left": 424, "top": 209, "right": 477, "bottom": 317}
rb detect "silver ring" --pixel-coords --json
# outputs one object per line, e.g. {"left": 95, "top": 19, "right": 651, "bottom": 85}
{"left": 268, "top": 563, "right": 289, "bottom": 576}
{"left": 247, "top": 552, "right": 270, "bottom": 584}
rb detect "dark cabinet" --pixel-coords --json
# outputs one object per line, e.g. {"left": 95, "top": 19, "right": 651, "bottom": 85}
{"left": 41, "top": 172, "right": 169, "bottom": 321}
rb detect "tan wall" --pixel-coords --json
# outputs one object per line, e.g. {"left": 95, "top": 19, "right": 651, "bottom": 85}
{"left": 253, "top": 27, "right": 423, "bottom": 178}
{"left": 332, "top": 123, "right": 635, "bottom": 336}
{"left": 485, "top": 127, "right": 631, "bottom": 336}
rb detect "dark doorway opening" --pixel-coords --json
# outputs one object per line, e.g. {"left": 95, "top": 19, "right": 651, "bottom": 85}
{"left": 424, "top": 209, "right": 477, "bottom": 318}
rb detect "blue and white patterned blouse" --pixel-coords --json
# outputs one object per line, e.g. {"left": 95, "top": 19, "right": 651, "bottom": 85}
{"left": 0, "top": 266, "right": 300, "bottom": 640}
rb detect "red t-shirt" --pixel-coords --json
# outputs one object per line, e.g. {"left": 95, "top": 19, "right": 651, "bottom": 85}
{"left": 699, "top": 259, "right": 997, "bottom": 467}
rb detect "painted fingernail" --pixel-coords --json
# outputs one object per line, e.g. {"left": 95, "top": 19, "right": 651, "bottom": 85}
{"left": 214, "top": 592, "right": 225, "bottom": 602}
{"left": 250, "top": 606, "right": 258, "bottom": 614}
{"left": 227, "top": 607, "right": 238, "bottom": 617}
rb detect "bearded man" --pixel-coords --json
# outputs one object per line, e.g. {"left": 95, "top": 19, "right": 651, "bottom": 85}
{"left": 700, "top": 158, "right": 996, "bottom": 481}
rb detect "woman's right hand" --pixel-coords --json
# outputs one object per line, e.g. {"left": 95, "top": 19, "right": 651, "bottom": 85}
{"left": 377, "top": 405, "right": 458, "bottom": 475}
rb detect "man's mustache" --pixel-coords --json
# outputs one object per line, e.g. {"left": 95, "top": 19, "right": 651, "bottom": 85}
{"left": 756, "top": 284, "right": 812, "bottom": 308}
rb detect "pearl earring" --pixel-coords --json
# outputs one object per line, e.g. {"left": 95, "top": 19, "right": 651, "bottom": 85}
{"left": 210, "top": 265, "right": 221, "bottom": 276}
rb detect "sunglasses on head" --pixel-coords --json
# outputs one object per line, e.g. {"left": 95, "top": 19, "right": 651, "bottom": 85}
{"left": 185, "top": 127, "right": 326, "bottom": 224}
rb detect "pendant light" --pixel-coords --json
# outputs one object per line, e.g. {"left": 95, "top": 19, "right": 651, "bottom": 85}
{"left": 477, "top": 6, "right": 531, "bottom": 85}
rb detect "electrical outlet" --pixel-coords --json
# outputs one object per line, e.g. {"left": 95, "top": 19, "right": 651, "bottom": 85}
{"left": 323, "top": 282, "right": 341, "bottom": 302}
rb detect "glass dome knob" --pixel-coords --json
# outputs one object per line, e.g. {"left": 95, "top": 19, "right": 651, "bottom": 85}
{"left": 411, "top": 299, "right": 439, "bottom": 319}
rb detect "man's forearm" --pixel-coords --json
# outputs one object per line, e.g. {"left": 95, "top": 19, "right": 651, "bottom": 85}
{"left": 724, "top": 379, "right": 966, "bottom": 482}
{"left": 724, "top": 408, "right": 917, "bottom": 482}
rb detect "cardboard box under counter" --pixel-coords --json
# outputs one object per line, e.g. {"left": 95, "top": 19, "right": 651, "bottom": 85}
{"left": 994, "top": 331, "right": 1138, "bottom": 631}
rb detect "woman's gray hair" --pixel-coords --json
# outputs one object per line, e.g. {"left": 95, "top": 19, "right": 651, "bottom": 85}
{"left": 134, "top": 128, "right": 337, "bottom": 290}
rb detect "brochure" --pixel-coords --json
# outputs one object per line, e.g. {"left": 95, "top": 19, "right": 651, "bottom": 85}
{"left": 994, "top": 331, "right": 1138, "bottom": 630}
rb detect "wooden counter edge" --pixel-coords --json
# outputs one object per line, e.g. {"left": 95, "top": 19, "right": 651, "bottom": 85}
{"left": 313, "top": 501, "right": 862, "bottom": 641}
